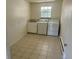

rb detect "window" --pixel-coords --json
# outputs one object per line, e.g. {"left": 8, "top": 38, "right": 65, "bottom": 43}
{"left": 41, "top": 6, "right": 52, "bottom": 18}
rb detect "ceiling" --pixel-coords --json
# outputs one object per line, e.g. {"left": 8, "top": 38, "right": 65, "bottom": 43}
{"left": 27, "top": 0, "right": 56, "bottom": 3}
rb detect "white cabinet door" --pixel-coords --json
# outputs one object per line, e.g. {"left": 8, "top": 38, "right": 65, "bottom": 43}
{"left": 27, "top": 22, "right": 37, "bottom": 33}
{"left": 37, "top": 23, "right": 47, "bottom": 35}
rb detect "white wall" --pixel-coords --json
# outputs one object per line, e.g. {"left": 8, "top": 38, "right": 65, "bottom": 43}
{"left": 30, "top": 1, "right": 62, "bottom": 20}
{"left": 60, "top": 0, "right": 72, "bottom": 59}
{"left": 6, "top": 0, "right": 30, "bottom": 46}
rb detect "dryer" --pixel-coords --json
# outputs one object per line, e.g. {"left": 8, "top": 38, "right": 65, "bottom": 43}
{"left": 47, "top": 20, "right": 59, "bottom": 36}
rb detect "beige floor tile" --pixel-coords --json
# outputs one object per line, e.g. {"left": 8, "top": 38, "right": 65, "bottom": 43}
{"left": 39, "top": 50, "right": 48, "bottom": 56}
{"left": 38, "top": 55, "right": 47, "bottom": 59}
{"left": 29, "top": 54, "right": 39, "bottom": 59}
{"left": 11, "top": 34, "right": 62, "bottom": 59}
{"left": 21, "top": 52, "right": 31, "bottom": 59}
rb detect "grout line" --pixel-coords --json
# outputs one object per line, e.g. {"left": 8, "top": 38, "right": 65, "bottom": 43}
{"left": 11, "top": 34, "right": 62, "bottom": 59}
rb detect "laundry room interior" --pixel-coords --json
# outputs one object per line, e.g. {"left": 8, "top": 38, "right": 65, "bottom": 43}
{"left": 6, "top": 0, "right": 72, "bottom": 59}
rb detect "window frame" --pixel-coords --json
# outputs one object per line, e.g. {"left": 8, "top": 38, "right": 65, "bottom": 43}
{"left": 40, "top": 6, "right": 52, "bottom": 18}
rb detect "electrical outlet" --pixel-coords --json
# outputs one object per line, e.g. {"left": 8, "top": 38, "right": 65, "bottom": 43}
{"left": 64, "top": 43, "right": 67, "bottom": 47}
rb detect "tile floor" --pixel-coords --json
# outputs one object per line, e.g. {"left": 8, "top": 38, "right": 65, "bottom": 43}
{"left": 11, "top": 34, "right": 63, "bottom": 59}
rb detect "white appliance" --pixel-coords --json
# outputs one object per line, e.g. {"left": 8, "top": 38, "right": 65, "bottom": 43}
{"left": 37, "top": 22, "right": 48, "bottom": 35}
{"left": 47, "top": 20, "right": 59, "bottom": 36}
{"left": 27, "top": 22, "right": 37, "bottom": 33}
{"left": 27, "top": 19, "right": 59, "bottom": 36}
{"left": 37, "top": 19, "right": 48, "bottom": 35}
